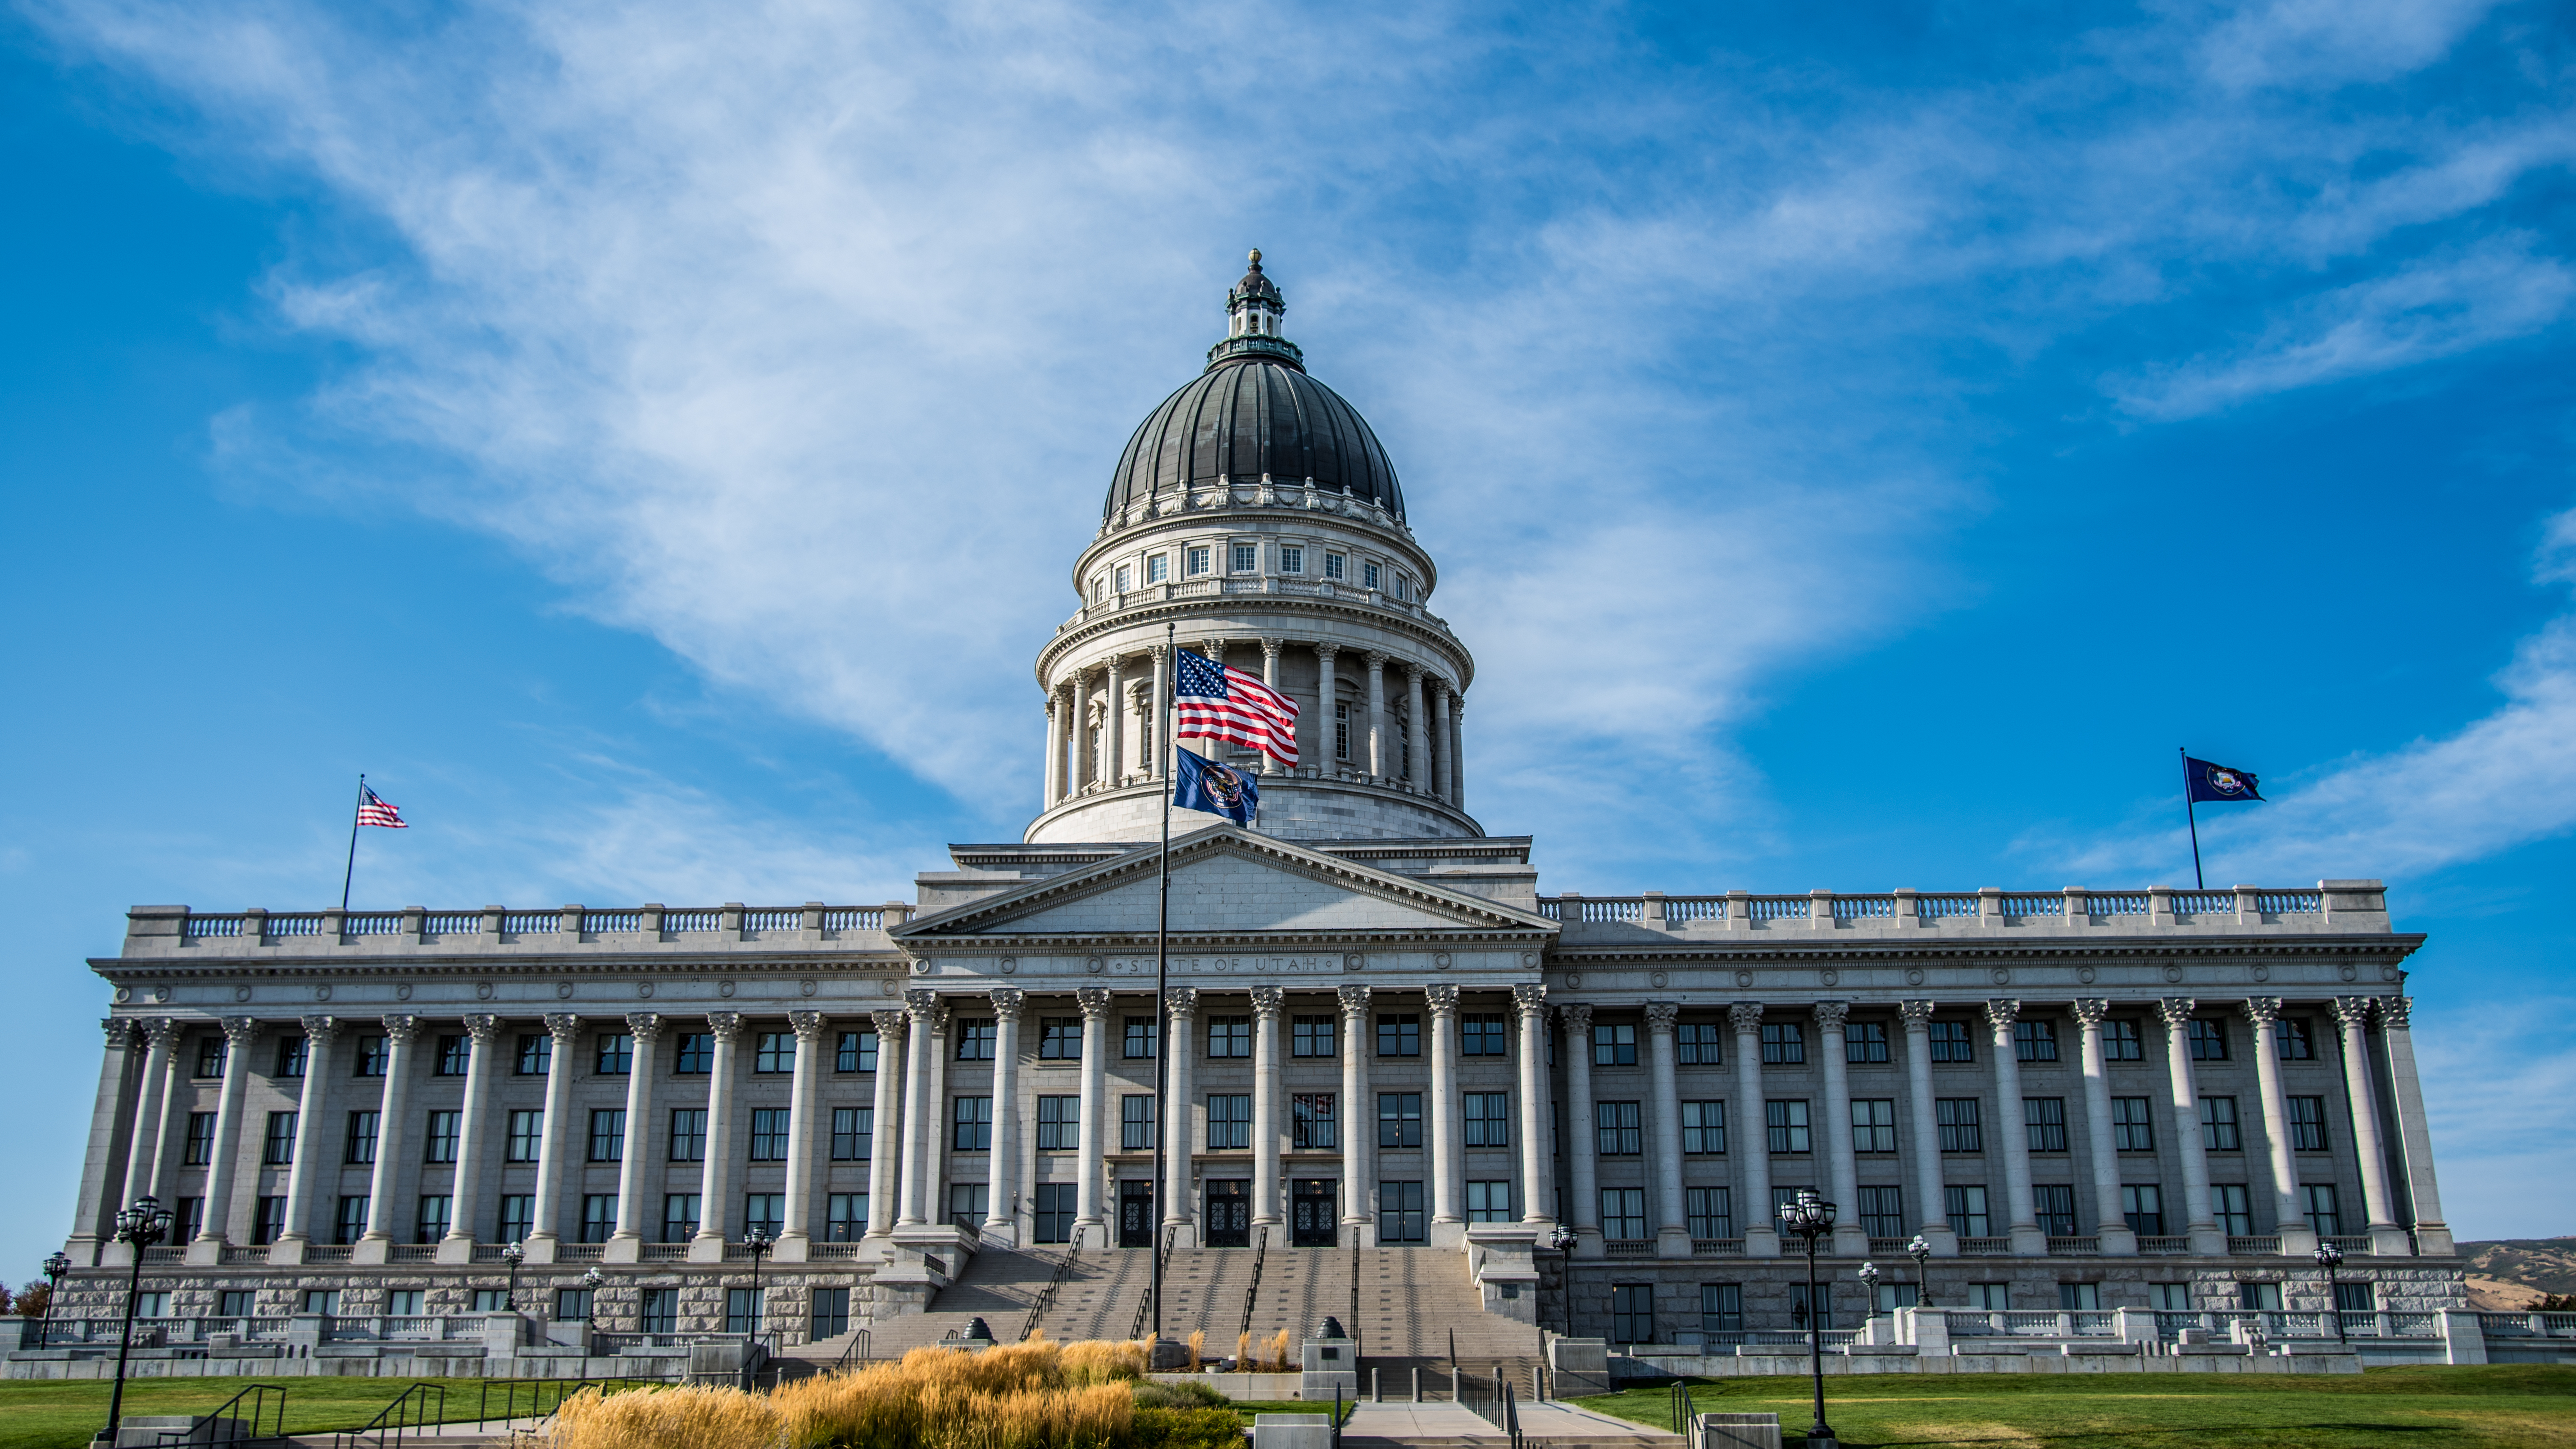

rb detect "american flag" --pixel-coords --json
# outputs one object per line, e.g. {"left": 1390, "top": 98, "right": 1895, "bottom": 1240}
{"left": 1174, "top": 650, "right": 1300, "bottom": 766}
{"left": 356, "top": 785, "right": 408, "bottom": 829}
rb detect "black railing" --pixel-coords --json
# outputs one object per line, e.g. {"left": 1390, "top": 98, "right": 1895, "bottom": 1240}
{"left": 1240, "top": 1225, "right": 1269, "bottom": 1341}
{"left": 1668, "top": 1377, "right": 1699, "bottom": 1437}
{"left": 1023, "top": 1247, "right": 1078, "bottom": 1342}
{"left": 334, "top": 1382, "right": 444, "bottom": 1449}
{"left": 1129, "top": 1225, "right": 1178, "bottom": 1341}
{"left": 152, "top": 1383, "right": 287, "bottom": 1447}
{"left": 834, "top": 1327, "right": 872, "bottom": 1372}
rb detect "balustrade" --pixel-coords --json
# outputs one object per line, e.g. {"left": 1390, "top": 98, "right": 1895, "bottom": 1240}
{"left": 342, "top": 914, "right": 404, "bottom": 936}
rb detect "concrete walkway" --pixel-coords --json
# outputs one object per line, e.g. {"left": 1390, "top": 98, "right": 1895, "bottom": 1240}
{"left": 1341, "top": 1399, "right": 1683, "bottom": 1446}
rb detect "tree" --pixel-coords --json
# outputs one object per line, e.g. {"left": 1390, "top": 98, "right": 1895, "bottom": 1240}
{"left": 2537, "top": 1293, "right": 2576, "bottom": 1312}
{"left": 9, "top": 1283, "right": 40, "bottom": 1319}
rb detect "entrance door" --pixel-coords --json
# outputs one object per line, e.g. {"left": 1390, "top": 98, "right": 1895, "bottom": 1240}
{"left": 1204, "top": 1180, "right": 1251, "bottom": 1247}
{"left": 1118, "top": 1181, "right": 1157, "bottom": 1248}
{"left": 1291, "top": 1180, "right": 1337, "bottom": 1247}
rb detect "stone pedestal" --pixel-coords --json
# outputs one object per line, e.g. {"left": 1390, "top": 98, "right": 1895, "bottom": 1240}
{"left": 1300, "top": 1330, "right": 1358, "bottom": 1400}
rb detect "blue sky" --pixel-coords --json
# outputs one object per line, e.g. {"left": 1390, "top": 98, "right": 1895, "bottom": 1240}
{"left": 3, "top": 0, "right": 2572, "bottom": 1273}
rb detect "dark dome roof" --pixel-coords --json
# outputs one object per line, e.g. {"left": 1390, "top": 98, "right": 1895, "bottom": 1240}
{"left": 1105, "top": 359, "right": 1404, "bottom": 522}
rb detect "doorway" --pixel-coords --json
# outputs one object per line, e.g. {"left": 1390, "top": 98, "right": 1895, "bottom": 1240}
{"left": 1118, "top": 1181, "right": 1157, "bottom": 1247}
{"left": 1291, "top": 1180, "right": 1337, "bottom": 1247}
{"left": 1204, "top": 1180, "right": 1251, "bottom": 1246}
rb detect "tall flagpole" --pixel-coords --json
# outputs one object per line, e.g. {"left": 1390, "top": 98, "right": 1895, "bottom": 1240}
{"left": 2178, "top": 747, "right": 2205, "bottom": 890}
{"left": 340, "top": 773, "right": 368, "bottom": 911}
{"left": 1151, "top": 622, "right": 1176, "bottom": 1353}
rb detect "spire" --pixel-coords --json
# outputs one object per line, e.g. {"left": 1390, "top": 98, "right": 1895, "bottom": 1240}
{"left": 1209, "top": 249, "right": 1304, "bottom": 370}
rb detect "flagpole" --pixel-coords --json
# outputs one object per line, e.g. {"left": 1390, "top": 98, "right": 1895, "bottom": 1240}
{"left": 1151, "top": 622, "right": 1175, "bottom": 1354}
{"left": 340, "top": 773, "right": 368, "bottom": 911}
{"left": 2178, "top": 747, "right": 2204, "bottom": 890}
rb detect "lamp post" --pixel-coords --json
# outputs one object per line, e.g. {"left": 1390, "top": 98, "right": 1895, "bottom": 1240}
{"left": 1546, "top": 1226, "right": 1577, "bottom": 1337}
{"left": 743, "top": 1228, "right": 773, "bottom": 1342}
{"left": 1857, "top": 1261, "right": 1880, "bottom": 1323}
{"left": 580, "top": 1266, "right": 608, "bottom": 1340}
{"left": 1907, "top": 1233, "right": 1933, "bottom": 1308}
{"left": 501, "top": 1240, "right": 524, "bottom": 1312}
{"left": 39, "top": 1251, "right": 68, "bottom": 1350}
{"left": 1778, "top": 1189, "right": 1840, "bottom": 1449}
{"left": 104, "top": 1195, "right": 174, "bottom": 1442}
{"left": 2314, "top": 1241, "right": 2347, "bottom": 1345}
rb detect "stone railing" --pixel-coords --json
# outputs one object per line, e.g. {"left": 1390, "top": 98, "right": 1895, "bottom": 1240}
{"left": 133, "top": 902, "right": 918, "bottom": 956}
{"left": 1538, "top": 883, "right": 2381, "bottom": 934}
{"left": 1058, "top": 573, "right": 1458, "bottom": 639}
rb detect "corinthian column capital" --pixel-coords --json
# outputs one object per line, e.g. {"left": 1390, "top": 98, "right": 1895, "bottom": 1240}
{"left": 1423, "top": 984, "right": 1460, "bottom": 1017}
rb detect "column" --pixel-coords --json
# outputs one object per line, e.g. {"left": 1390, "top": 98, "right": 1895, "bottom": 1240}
{"left": 1339, "top": 985, "right": 1374, "bottom": 1241}
{"left": 925, "top": 1002, "right": 953, "bottom": 1224}
{"left": 1364, "top": 653, "right": 1389, "bottom": 778}
{"left": 1104, "top": 656, "right": 1127, "bottom": 786}
{"left": 1729, "top": 1004, "right": 1780, "bottom": 1257}
{"left": 1250, "top": 986, "right": 1284, "bottom": 1228}
{"left": 1644, "top": 1003, "right": 1688, "bottom": 1257}
{"left": 1314, "top": 645, "right": 1339, "bottom": 772}
{"left": 1149, "top": 646, "right": 1171, "bottom": 779}
{"left": 2240, "top": 998, "right": 2313, "bottom": 1255}
{"left": 1985, "top": 1000, "right": 2044, "bottom": 1254}
{"left": 75, "top": 1020, "right": 143, "bottom": 1260}
{"left": 2071, "top": 1000, "right": 2137, "bottom": 1256}
{"left": 1072, "top": 988, "right": 1113, "bottom": 1245}
{"left": 778, "top": 1010, "right": 830, "bottom": 1257}
{"left": 2331, "top": 997, "right": 2407, "bottom": 1252}
{"left": 274, "top": 1017, "right": 340, "bottom": 1257}
{"left": 1899, "top": 1001, "right": 1956, "bottom": 1255}
{"left": 1448, "top": 697, "right": 1467, "bottom": 812}
{"left": 2377, "top": 997, "right": 2452, "bottom": 1255}
{"left": 1427, "top": 986, "right": 1463, "bottom": 1234}
{"left": 1430, "top": 682, "right": 1454, "bottom": 804}
{"left": 1404, "top": 665, "right": 1428, "bottom": 788}
{"left": 1072, "top": 672, "right": 1096, "bottom": 791}
{"left": 1813, "top": 1002, "right": 1866, "bottom": 1255}
{"left": 1259, "top": 639, "right": 1284, "bottom": 773}
{"left": 1043, "top": 695, "right": 1063, "bottom": 808}
{"left": 865, "top": 1010, "right": 908, "bottom": 1244}
{"left": 192, "top": 1017, "right": 262, "bottom": 1251}
{"left": 689, "top": 1012, "right": 744, "bottom": 1257}
{"left": 120, "top": 1018, "right": 182, "bottom": 1222}
{"left": 445, "top": 1013, "right": 509, "bottom": 1260}
{"left": 897, "top": 991, "right": 940, "bottom": 1226}
{"left": 1513, "top": 985, "right": 1552, "bottom": 1225}
{"left": 985, "top": 989, "right": 1026, "bottom": 1245}
{"left": 2156, "top": 998, "right": 2225, "bottom": 1255}
{"left": 359, "top": 1015, "right": 426, "bottom": 1256}
{"left": 1163, "top": 988, "right": 1199, "bottom": 1236}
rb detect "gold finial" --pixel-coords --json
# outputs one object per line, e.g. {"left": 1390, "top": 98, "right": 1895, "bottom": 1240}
{"left": 1248, "top": 248, "right": 1262, "bottom": 267}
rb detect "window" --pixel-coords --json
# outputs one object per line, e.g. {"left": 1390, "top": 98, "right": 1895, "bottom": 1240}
{"left": 213, "top": 1287, "right": 253, "bottom": 1319}
{"left": 1857, "top": 1186, "right": 1905, "bottom": 1239}
{"left": 1038, "top": 1096, "right": 1079, "bottom": 1151}
{"left": 1113, "top": 564, "right": 1131, "bottom": 593}
{"left": 2034, "top": 1184, "right": 2078, "bottom": 1236}
{"left": 1231, "top": 542, "right": 1258, "bottom": 572}
{"left": 1766, "top": 1100, "right": 1812, "bottom": 1154}
{"left": 1944, "top": 1185, "right": 1991, "bottom": 1238}
{"left": 1378, "top": 1014, "right": 1422, "bottom": 1057}
{"left": 1363, "top": 560, "right": 1382, "bottom": 591}
{"left": 1147, "top": 554, "right": 1169, "bottom": 584}
{"left": 1380, "top": 1181, "right": 1427, "bottom": 1243}
{"left": 2122, "top": 1184, "right": 2165, "bottom": 1236}
{"left": 669, "top": 1108, "right": 707, "bottom": 1162}
{"left": 726, "top": 1287, "right": 765, "bottom": 1334}
{"left": 416, "top": 1108, "right": 458, "bottom": 1163}
{"left": 1464, "top": 1092, "right": 1510, "bottom": 1147}
{"left": 1186, "top": 546, "right": 1211, "bottom": 577}
{"left": 1963, "top": 1283, "right": 2008, "bottom": 1311}
{"left": 1035, "top": 1184, "right": 1078, "bottom": 1244}
{"left": 1467, "top": 1181, "right": 1514, "bottom": 1223}
{"left": 261, "top": 1111, "right": 299, "bottom": 1166}
{"left": 581, "top": 1195, "right": 617, "bottom": 1244}
{"left": 1333, "top": 702, "right": 1351, "bottom": 761}
{"left": 826, "top": 1193, "right": 866, "bottom": 1242}
{"left": 2059, "top": 1281, "right": 2102, "bottom": 1310}
{"left": 750, "top": 1108, "right": 790, "bottom": 1161}
{"left": 1687, "top": 1187, "right": 1734, "bottom": 1240}
{"left": 2276, "top": 1017, "right": 2315, "bottom": 1060}
{"left": 1293, "top": 1093, "right": 1337, "bottom": 1149}
{"left": 301, "top": 1289, "right": 341, "bottom": 1316}
{"left": 1677, "top": 1022, "right": 1723, "bottom": 1065}
{"left": 953, "top": 1097, "right": 993, "bottom": 1152}
{"left": 2288, "top": 1097, "right": 2328, "bottom": 1152}
{"left": 1610, "top": 1283, "right": 1655, "bottom": 1341}
{"left": 1595, "top": 1101, "right": 1643, "bottom": 1155}
{"left": 2236, "top": 1281, "right": 2282, "bottom": 1311}
{"left": 416, "top": 1195, "right": 451, "bottom": 1244}
{"left": 2112, "top": 1097, "right": 2155, "bottom": 1151}
{"left": 497, "top": 1195, "right": 535, "bottom": 1244}
{"left": 1324, "top": 552, "right": 1345, "bottom": 581}
{"left": 1208, "top": 1094, "right": 1252, "bottom": 1149}
{"left": 171, "top": 1197, "right": 204, "bottom": 1243}
{"left": 754, "top": 1032, "right": 794, "bottom": 1073}
{"left": 471, "top": 1289, "right": 509, "bottom": 1312}
{"left": 1927, "top": 1021, "right": 1974, "bottom": 1062}
{"left": 436, "top": 1035, "right": 471, "bottom": 1076}
{"left": 2149, "top": 1282, "right": 2189, "bottom": 1312}
{"left": 663, "top": 1195, "right": 700, "bottom": 1242}
{"left": 333, "top": 1197, "right": 369, "bottom": 1246}
{"left": 557, "top": 1287, "right": 595, "bottom": 1322}
{"left": 251, "top": 1196, "right": 286, "bottom": 1245}
{"left": 1208, "top": 1017, "right": 1251, "bottom": 1058}
{"left": 1378, "top": 1093, "right": 1423, "bottom": 1149}
{"left": 353, "top": 1035, "right": 388, "bottom": 1077}
{"left": 837, "top": 1030, "right": 877, "bottom": 1072}
{"left": 1845, "top": 1022, "right": 1890, "bottom": 1064}
{"left": 1041, "top": 1017, "right": 1082, "bottom": 1059}
{"left": 2335, "top": 1280, "right": 2375, "bottom": 1315}
{"left": 2200, "top": 1097, "right": 2242, "bottom": 1151}
{"left": 811, "top": 1286, "right": 851, "bottom": 1340}
{"left": 1681, "top": 1100, "right": 1726, "bottom": 1154}
{"left": 744, "top": 1194, "right": 785, "bottom": 1240}
{"left": 1936, "top": 1098, "right": 1983, "bottom": 1153}
{"left": 2013, "top": 1020, "right": 2060, "bottom": 1063}
{"left": 1592, "top": 1022, "right": 1637, "bottom": 1066}
{"left": 1760, "top": 1023, "right": 1806, "bottom": 1065}
{"left": 948, "top": 1184, "right": 987, "bottom": 1230}
{"left": 2104, "top": 1020, "right": 2143, "bottom": 1061}
{"left": 516, "top": 1034, "right": 551, "bottom": 1075}
{"left": 642, "top": 1287, "right": 680, "bottom": 1335}
{"left": 1293, "top": 1015, "right": 1336, "bottom": 1057}
{"left": 196, "top": 1036, "right": 229, "bottom": 1078}
{"left": 832, "top": 1106, "right": 872, "bottom": 1160}
{"left": 346, "top": 1110, "right": 381, "bottom": 1165}
{"left": 177, "top": 1111, "right": 216, "bottom": 1166}
{"left": 1699, "top": 1283, "right": 1743, "bottom": 1335}
{"left": 1600, "top": 1189, "right": 1647, "bottom": 1242}
{"left": 2187, "top": 1018, "right": 2228, "bottom": 1060}
{"left": 2025, "top": 1098, "right": 2068, "bottom": 1153}
{"left": 1121, "top": 1095, "right": 1156, "bottom": 1151}
{"left": 584, "top": 1108, "right": 623, "bottom": 1163}
{"left": 1851, "top": 1099, "right": 1897, "bottom": 1154}
{"left": 954, "top": 1020, "right": 996, "bottom": 1060}
{"left": 274, "top": 1036, "right": 308, "bottom": 1078}
{"left": 674, "top": 1033, "right": 713, "bottom": 1073}
{"left": 1280, "top": 546, "right": 1304, "bottom": 575}
{"left": 1790, "top": 1282, "right": 1837, "bottom": 1330}
{"left": 1463, "top": 1013, "right": 1509, "bottom": 1056}
{"left": 2212, "top": 1184, "right": 2253, "bottom": 1236}
{"left": 593, "top": 1033, "right": 631, "bottom": 1075}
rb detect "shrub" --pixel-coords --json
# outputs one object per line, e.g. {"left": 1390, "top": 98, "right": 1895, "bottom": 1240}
{"left": 1131, "top": 1381, "right": 1228, "bottom": 1409}
{"left": 1131, "top": 1408, "right": 1245, "bottom": 1449}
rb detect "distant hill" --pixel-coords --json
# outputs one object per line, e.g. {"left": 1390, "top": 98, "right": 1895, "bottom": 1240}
{"left": 2457, "top": 1238, "right": 2576, "bottom": 1310}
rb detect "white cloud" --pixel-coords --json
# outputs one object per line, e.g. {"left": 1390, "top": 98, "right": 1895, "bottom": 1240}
{"left": 2411, "top": 997, "right": 2576, "bottom": 1239}
{"left": 2199, "top": 0, "right": 2502, "bottom": 91}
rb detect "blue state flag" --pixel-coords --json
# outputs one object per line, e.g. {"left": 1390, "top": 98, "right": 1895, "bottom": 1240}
{"left": 1174, "top": 747, "right": 1259, "bottom": 825}
{"left": 2185, "top": 757, "right": 2264, "bottom": 804}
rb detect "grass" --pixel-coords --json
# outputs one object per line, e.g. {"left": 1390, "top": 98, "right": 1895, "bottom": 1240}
{"left": 1568, "top": 1364, "right": 2576, "bottom": 1447}
{"left": 0, "top": 1374, "right": 536, "bottom": 1449}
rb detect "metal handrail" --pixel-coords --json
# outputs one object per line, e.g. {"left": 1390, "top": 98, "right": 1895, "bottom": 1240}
{"left": 1022, "top": 1247, "right": 1078, "bottom": 1342}
{"left": 1130, "top": 1225, "right": 1178, "bottom": 1341}
{"left": 1669, "top": 1378, "right": 1699, "bottom": 1437}
{"left": 154, "top": 1383, "right": 287, "bottom": 1447}
{"left": 1240, "top": 1225, "right": 1269, "bottom": 1341}
{"left": 833, "top": 1327, "right": 872, "bottom": 1372}
{"left": 335, "top": 1382, "right": 444, "bottom": 1449}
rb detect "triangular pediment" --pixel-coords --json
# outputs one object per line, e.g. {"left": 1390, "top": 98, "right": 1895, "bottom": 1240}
{"left": 895, "top": 826, "right": 1555, "bottom": 943}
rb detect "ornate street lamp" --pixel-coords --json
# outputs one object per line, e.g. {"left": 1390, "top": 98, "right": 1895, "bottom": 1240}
{"left": 1778, "top": 1190, "right": 1841, "bottom": 1449}
{"left": 39, "top": 1251, "right": 69, "bottom": 1351}
{"left": 580, "top": 1266, "right": 608, "bottom": 1336}
{"left": 104, "top": 1195, "right": 174, "bottom": 1442}
{"left": 1908, "top": 1233, "right": 1934, "bottom": 1308}
{"left": 2314, "top": 1241, "right": 2347, "bottom": 1345}
{"left": 1856, "top": 1261, "right": 1880, "bottom": 1320}
{"left": 743, "top": 1228, "right": 774, "bottom": 1341}
{"left": 501, "top": 1240, "right": 525, "bottom": 1311}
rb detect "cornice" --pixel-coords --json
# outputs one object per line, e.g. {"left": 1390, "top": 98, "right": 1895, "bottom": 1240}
{"left": 91, "top": 953, "right": 909, "bottom": 981}
{"left": 1542, "top": 933, "right": 2427, "bottom": 965}
{"left": 1035, "top": 591, "right": 1472, "bottom": 691}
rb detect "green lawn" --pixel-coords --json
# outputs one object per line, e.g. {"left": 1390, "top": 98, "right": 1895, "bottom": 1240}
{"left": 1568, "top": 1365, "right": 2576, "bottom": 1448}
{"left": 0, "top": 1375, "right": 637, "bottom": 1449}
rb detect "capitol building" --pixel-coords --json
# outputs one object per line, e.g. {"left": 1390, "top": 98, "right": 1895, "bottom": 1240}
{"left": 41, "top": 256, "right": 2464, "bottom": 1375}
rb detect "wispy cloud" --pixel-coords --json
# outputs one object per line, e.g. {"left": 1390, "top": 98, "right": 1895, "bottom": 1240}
{"left": 2412, "top": 996, "right": 2576, "bottom": 1238}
